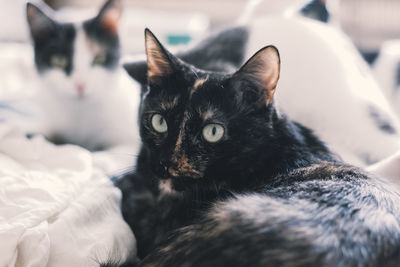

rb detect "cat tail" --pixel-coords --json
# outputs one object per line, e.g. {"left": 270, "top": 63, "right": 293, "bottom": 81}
{"left": 236, "top": 0, "right": 331, "bottom": 25}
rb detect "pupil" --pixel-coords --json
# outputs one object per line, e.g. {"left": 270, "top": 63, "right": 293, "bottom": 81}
{"left": 159, "top": 118, "right": 164, "bottom": 125}
{"left": 212, "top": 127, "right": 216, "bottom": 135}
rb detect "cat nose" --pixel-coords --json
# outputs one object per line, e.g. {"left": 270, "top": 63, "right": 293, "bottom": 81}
{"left": 75, "top": 83, "right": 85, "bottom": 95}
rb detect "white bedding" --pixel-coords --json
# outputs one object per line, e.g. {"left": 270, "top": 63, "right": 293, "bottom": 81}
{"left": 0, "top": 123, "right": 136, "bottom": 267}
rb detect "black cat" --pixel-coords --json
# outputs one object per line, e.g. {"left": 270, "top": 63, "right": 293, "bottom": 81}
{"left": 106, "top": 29, "right": 400, "bottom": 267}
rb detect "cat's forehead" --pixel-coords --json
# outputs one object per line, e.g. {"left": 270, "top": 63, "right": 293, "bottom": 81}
{"left": 183, "top": 67, "right": 226, "bottom": 92}
{"left": 175, "top": 70, "right": 226, "bottom": 101}
{"left": 147, "top": 70, "right": 231, "bottom": 118}
{"left": 189, "top": 75, "right": 211, "bottom": 96}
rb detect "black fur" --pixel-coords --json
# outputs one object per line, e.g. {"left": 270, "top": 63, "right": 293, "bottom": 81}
{"left": 107, "top": 30, "right": 400, "bottom": 267}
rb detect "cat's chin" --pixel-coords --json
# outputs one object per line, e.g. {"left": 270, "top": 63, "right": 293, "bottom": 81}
{"left": 76, "top": 93, "right": 88, "bottom": 100}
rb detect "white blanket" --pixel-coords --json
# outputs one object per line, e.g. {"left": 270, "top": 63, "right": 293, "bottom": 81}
{"left": 0, "top": 123, "right": 136, "bottom": 267}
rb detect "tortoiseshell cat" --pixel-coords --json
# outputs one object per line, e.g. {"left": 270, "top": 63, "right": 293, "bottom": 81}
{"left": 126, "top": 22, "right": 400, "bottom": 168}
{"left": 105, "top": 30, "right": 400, "bottom": 266}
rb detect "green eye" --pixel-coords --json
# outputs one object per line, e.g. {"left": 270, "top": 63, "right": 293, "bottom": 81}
{"left": 92, "top": 54, "right": 107, "bottom": 66}
{"left": 202, "top": 124, "right": 224, "bottom": 143}
{"left": 50, "top": 54, "right": 68, "bottom": 69}
{"left": 151, "top": 114, "right": 168, "bottom": 133}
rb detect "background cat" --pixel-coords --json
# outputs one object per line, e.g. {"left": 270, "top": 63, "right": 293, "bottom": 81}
{"left": 27, "top": 0, "right": 141, "bottom": 151}
{"left": 107, "top": 29, "right": 400, "bottom": 266}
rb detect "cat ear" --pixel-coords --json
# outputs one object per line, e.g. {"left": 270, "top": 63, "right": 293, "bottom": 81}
{"left": 123, "top": 30, "right": 177, "bottom": 86}
{"left": 97, "top": 0, "right": 122, "bottom": 34}
{"left": 145, "top": 29, "right": 175, "bottom": 82}
{"left": 26, "top": 3, "right": 56, "bottom": 40}
{"left": 232, "top": 46, "right": 280, "bottom": 105}
{"left": 124, "top": 27, "right": 248, "bottom": 86}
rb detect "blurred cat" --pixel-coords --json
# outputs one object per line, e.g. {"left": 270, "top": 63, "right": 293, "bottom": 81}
{"left": 26, "top": 0, "right": 140, "bottom": 151}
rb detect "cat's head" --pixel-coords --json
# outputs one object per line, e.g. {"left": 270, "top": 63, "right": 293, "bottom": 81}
{"left": 26, "top": 0, "right": 122, "bottom": 99}
{"left": 137, "top": 29, "right": 280, "bottom": 192}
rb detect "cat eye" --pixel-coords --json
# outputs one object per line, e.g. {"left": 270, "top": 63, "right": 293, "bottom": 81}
{"left": 92, "top": 54, "right": 107, "bottom": 66}
{"left": 151, "top": 114, "right": 168, "bottom": 133}
{"left": 50, "top": 54, "right": 68, "bottom": 69}
{"left": 202, "top": 124, "right": 224, "bottom": 143}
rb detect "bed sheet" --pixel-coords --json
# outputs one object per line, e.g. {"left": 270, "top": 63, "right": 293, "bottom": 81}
{"left": 0, "top": 123, "right": 136, "bottom": 267}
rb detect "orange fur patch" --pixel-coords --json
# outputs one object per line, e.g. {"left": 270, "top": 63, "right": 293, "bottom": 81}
{"left": 174, "top": 131, "right": 183, "bottom": 154}
{"left": 161, "top": 97, "right": 179, "bottom": 110}
{"left": 170, "top": 153, "right": 200, "bottom": 177}
{"left": 190, "top": 76, "right": 208, "bottom": 99}
{"left": 101, "top": 9, "right": 120, "bottom": 34}
{"left": 169, "top": 111, "right": 200, "bottom": 176}
{"left": 178, "top": 154, "right": 199, "bottom": 175}
{"left": 168, "top": 167, "right": 179, "bottom": 177}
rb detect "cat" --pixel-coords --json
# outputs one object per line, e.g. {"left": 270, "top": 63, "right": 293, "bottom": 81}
{"left": 125, "top": 17, "right": 400, "bottom": 168}
{"left": 26, "top": 0, "right": 141, "bottom": 151}
{"left": 102, "top": 29, "right": 400, "bottom": 266}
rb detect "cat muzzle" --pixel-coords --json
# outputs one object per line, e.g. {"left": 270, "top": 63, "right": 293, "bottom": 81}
{"left": 76, "top": 83, "right": 85, "bottom": 97}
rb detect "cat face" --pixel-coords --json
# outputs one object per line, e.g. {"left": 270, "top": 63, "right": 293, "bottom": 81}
{"left": 26, "top": 0, "right": 121, "bottom": 99}
{"left": 140, "top": 30, "right": 280, "bottom": 191}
